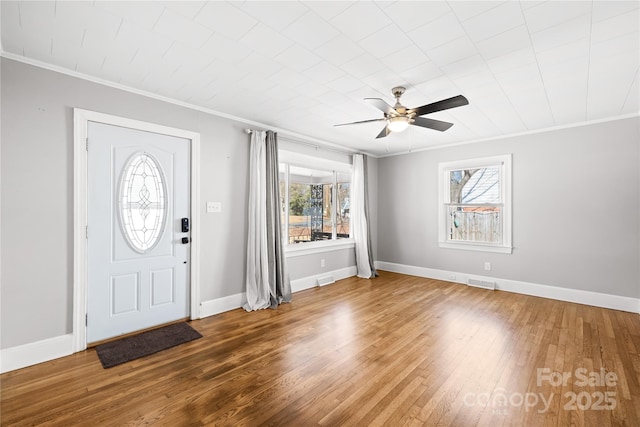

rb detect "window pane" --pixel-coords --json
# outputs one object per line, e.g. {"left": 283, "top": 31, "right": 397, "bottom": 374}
{"left": 280, "top": 162, "right": 351, "bottom": 245}
{"left": 288, "top": 166, "right": 333, "bottom": 244}
{"left": 336, "top": 182, "right": 350, "bottom": 238}
{"left": 447, "top": 206, "right": 502, "bottom": 243}
{"left": 450, "top": 166, "right": 500, "bottom": 204}
{"left": 312, "top": 183, "right": 334, "bottom": 241}
{"left": 288, "top": 182, "right": 310, "bottom": 243}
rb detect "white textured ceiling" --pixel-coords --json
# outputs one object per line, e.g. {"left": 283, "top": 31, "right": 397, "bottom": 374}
{"left": 1, "top": 1, "right": 638, "bottom": 156}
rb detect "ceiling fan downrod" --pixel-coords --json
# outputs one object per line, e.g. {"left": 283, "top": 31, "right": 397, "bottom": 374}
{"left": 391, "top": 86, "right": 406, "bottom": 111}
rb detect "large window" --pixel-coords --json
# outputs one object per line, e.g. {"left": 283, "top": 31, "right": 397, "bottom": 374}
{"left": 438, "top": 155, "right": 512, "bottom": 253}
{"left": 279, "top": 162, "right": 350, "bottom": 245}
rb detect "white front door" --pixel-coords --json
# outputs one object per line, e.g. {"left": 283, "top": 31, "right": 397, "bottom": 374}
{"left": 87, "top": 121, "right": 190, "bottom": 343}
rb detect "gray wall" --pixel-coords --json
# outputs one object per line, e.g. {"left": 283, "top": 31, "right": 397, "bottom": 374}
{"left": 287, "top": 248, "right": 356, "bottom": 281}
{"left": 377, "top": 116, "right": 640, "bottom": 299}
{"left": 0, "top": 58, "right": 357, "bottom": 349}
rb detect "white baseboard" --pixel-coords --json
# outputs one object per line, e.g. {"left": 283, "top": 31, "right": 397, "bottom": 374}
{"left": 199, "top": 292, "right": 246, "bottom": 318}
{"left": 290, "top": 266, "right": 358, "bottom": 293}
{"left": 1, "top": 334, "right": 74, "bottom": 373}
{"left": 199, "top": 266, "right": 358, "bottom": 317}
{"left": 1, "top": 293, "right": 248, "bottom": 373}
{"left": 375, "top": 261, "right": 640, "bottom": 314}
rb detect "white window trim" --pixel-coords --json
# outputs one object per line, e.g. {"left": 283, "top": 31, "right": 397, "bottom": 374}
{"left": 284, "top": 239, "right": 355, "bottom": 258}
{"left": 438, "top": 154, "right": 512, "bottom": 254}
{"left": 279, "top": 150, "right": 352, "bottom": 174}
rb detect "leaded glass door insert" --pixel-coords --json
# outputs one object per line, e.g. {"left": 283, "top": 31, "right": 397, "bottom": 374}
{"left": 118, "top": 153, "right": 167, "bottom": 253}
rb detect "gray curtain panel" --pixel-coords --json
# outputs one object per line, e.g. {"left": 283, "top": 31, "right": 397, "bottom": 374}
{"left": 244, "top": 130, "right": 291, "bottom": 311}
{"left": 265, "top": 131, "right": 292, "bottom": 306}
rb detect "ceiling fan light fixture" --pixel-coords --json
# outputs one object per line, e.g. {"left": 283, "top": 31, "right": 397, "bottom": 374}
{"left": 387, "top": 116, "right": 410, "bottom": 133}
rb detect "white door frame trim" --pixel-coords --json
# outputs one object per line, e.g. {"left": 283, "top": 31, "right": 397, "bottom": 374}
{"left": 72, "top": 108, "right": 201, "bottom": 352}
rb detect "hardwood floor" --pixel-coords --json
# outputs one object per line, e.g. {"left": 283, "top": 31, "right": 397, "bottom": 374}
{"left": 2, "top": 271, "right": 639, "bottom": 426}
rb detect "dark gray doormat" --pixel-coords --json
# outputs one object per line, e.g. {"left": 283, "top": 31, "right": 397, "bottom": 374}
{"left": 95, "top": 322, "right": 202, "bottom": 369}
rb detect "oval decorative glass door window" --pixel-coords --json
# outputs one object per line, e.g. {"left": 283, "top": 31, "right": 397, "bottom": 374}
{"left": 118, "top": 152, "right": 167, "bottom": 253}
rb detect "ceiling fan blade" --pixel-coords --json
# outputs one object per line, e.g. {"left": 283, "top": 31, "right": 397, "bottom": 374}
{"left": 375, "top": 126, "right": 391, "bottom": 139}
{"left": 410, "top": 95, "right": 469, "bottom": 117}
{"left": 365, "top": 98, "right": 396, "bottom": 116}
{"left": 334, "top": 118, "right": 386, "bottom": 127}
{"left": 412, "top": 117, "right": 454, "bottom": 132}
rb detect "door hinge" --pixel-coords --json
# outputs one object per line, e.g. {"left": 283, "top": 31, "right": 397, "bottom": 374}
{"left": 85, "top": 314, "right": 88, "bottom": 326}
{"left": 86, "top": 138, "right": 89, "bottom": 151}
{"left": 85, "top": 225, "right": 88, "bottom": 239}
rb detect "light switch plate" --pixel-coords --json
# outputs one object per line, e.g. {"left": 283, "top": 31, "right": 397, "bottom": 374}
{"left": 206, "top": 201, "right": 222, "bottom": 213}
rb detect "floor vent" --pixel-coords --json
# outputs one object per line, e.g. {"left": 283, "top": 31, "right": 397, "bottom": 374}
{"left": 468, "top": 278, "right": 496, "bottom": 290}
{"left": 317, "top": 276, "right": 335, "bottom": 286}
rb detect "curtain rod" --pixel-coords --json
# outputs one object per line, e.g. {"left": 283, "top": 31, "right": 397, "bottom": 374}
{"left": 243, "top": 128, "right": 358, "bottom": 156}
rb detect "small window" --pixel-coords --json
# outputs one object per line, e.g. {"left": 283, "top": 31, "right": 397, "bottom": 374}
{"left": 279, "top": 160, "right": 351, "bottom": 245}
{"left": 439, "top": 155, "right": 512, "bottom": 253}
{"left": 118, "top": 152, "right": 167, "bottom": 253}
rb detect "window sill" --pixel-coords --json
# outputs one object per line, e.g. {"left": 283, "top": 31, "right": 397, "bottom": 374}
{"left": 284, "top": 239, "right": 355, "bottom": 258}
{"left": 439, "top": 241, "right": 512, "bottom": 254}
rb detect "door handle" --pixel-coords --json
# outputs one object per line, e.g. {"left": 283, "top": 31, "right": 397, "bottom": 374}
{"left": 181, "top": 237, "right": 190, "bottom": 244}
{"left": 181, "top": 218, "right": 189, "bottom": 232}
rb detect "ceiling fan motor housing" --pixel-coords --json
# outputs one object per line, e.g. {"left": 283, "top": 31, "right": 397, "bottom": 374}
{"left": 391, "top": 86, "right": 406, "bottom": 98}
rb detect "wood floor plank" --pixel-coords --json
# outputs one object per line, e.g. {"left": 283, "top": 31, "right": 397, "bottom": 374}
{"left": 2, "top": 271, "right": 639, "bottom": 426}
